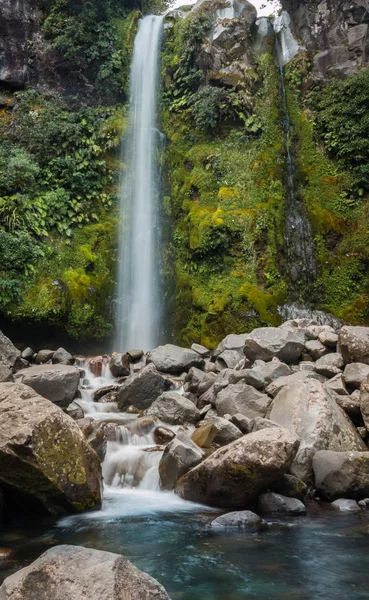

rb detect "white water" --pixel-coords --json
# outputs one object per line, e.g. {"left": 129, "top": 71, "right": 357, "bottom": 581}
{"left": 115, "top": 15, "right": 164, "bottom": 353}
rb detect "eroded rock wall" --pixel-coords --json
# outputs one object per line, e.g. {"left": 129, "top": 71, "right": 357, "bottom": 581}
{"left": 0, "top": 0, "right": 37, "bottom": 88}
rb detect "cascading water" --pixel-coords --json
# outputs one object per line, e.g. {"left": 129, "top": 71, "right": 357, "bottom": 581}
{"left": 115, "top": 15, "right": 164, "bottom": 353}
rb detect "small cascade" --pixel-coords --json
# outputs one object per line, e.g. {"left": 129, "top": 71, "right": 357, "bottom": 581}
{"left": 115, "top": 15, "right": 164, "bottom": 353}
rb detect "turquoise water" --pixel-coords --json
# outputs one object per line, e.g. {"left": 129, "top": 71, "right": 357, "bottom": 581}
{"left": 1, "top": 491, "right": 369, "bottom": 599}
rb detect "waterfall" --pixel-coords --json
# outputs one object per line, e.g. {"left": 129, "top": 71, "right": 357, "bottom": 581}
{"left": 115, "top": 15, "right": 164, "bottom": 352}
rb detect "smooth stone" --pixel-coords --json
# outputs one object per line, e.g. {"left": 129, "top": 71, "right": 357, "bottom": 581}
{"left": 52, "top": 347, "right": 74, "bottom": 365}
{"left": 331, "top": 499, "right": 361, "bottom": 512}
{"left": 211, "top": 510, "right": 262, "bottom": 530}
{"left": 258, "top": 492, "right": 306, "bottom": 516}
{"left": 34, "top": 349, "right": 54, "bottom": 364}
{"left": 313, "top": 450, "right": 369, "bottom": 501}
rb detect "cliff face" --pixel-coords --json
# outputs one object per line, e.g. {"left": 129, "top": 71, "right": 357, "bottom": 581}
{"left": 281, "top": 0, "right": 369, "bottom": 78}
{"left": 0, "top": 0, "right": 37, "bottom": 88}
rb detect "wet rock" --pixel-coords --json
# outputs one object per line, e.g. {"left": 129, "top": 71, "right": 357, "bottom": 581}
{"left": 34, "top": 349, "right": 54, "bottom": 364}
{"left": 305, "top": 339, "right": 329, "bottom": 360}
{"left": 344, "top": 363, "right": 369, "bottom": 390}
{"left": 265, "top": 370, "right": 321, "bottom": 398}
{"left": 216, "top": 382, "right": 271, "bottom": 419}
{"left": 228, "top": 369, "right": 264, "bottom": 389}
{"left": 92, "top": 385, "right": 120, "bottom": 403}
{"left": 0, "top": 545, "right": 171, "bottom": 599}
{"left": 339, "top": 326, "right": 369, "bottom": 365}
{"left": 147, "top": 344, "right": 205, "bottom": 374}
{"left": 175, "top": 427, "right": 299, "bottom": 508}
{"left": 184, "top": 367, "right": 206, "bottom": 394}
{"left": 230, "top": 413, "right": 253, "bottom": 434}
{"left": 270, "top": 474, "right": 308, "bottom": 500}
{"left": 0, "top": 330, "right": 21, "bottom": 369}
{"left": 331, "top": 499, "right": 361, "bottom": 512}
{"left": 211, "top": 510, "right": 262, "bottom": 530}
{"left": 215, "top": 349, "right": 243, "bottom": 370}
{"left": 243, "top": 327, "right": 305, "bottom": 364}
{"left": 159, "top": 432, "right": 204, "bottom": 490}
{"left": 258, "top": 492, "right": 306, "bottom": 516}
{"left": 0, "top": 362, "right": 13, "bottom": 383}
{"left": 15, "top": 364, "right": 80, "bottom": 410}
{"left": 191, "top": 421, "right": 217, "bottom": 448}
{"left": 52, "top": 348, "right": 74, "bottom": 365}
{"left": 146, "top": 391, "right": 201, "bottom": 425}
{"left": 313, "top": 450, "right": 369, "bottom": 501}
{"left": 252, "top": 359, "right": 292, "bottom": 385}
{"left": 117, "top": 363, "right": 170, "bottom": 411}
{"left": 86, "top": 356, "right": 108, "bottom": 377}
{"left": 127, "top": 349, "right": 144, "bottom": 362}
{"left": 269, "top": 379, "right": 366, "bottom": 481}
{"left": 213, "top": 333, "right": 248, "bottom": 358}
{"left": 153, "top": 427, "right": 176, "bottom": 445}
{"left": 210, "top": 417, "right": 243, "bottom": 446}
{"left": 191, "top": 343, "right": 210, "bottom": 357}
{"left": 109, "top": 352, "right": 130, "bottom": 377}
{"left": 0, "top": 383, "right": 102, "bottom": 515}
{"left": 252, "top": 417, "right": 280, "bottom": 432}
{"left": 21, "top": 347, "right": 34, "bottom": 362}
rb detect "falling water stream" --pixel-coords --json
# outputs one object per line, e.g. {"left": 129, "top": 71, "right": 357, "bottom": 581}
{"left": 115, "top": 15, "right": 164, "bottom": 353}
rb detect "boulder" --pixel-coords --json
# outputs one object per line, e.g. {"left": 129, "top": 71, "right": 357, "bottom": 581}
{"left": 86, "top": 356, "right": 108, "bottom": 377}
{"left": 210, "top": 417, "right": 243, "bottom": 446}
{"left": 117, "top": 364, "right": 169, "bottom": 411}
{"left": 258, "top": 492, "right": 306, "bottom": 516}
{"left": 197, "top": 372, "right": 217, "bottom": 395}
{"left": 153, "top": 427, "right": 175, "bottom": 445}
{"left": 15, "top": 364, "right": 80, "bottom": 409}
{"left": 318, "top": 330, "right": 338, "bottom": 348}
{"left": 92, "top": 385, "right": 120, "bottom": 403}
{"left": 127, "top": 349, "right": 144, "bottom": 362}
{"left": 268, "top": 380, "right": 366, "bottom": 481}
{"left": 230, "top": 413, "right": 253, "bottom": 434}
{"left": 0, "top": 361, "right": 13, "bottom": 383}
{"left": 228, "top": 369, "right": 264, "bottom": 389}
{"left": 334, "top": 391, "right": 361, "bottom": 419}
{"left": 0, "top": 383, "right": 102, "bottom": 515}
{"left": 265, "top": 370, "right": 321, "bottom": 398}
{"left": 211, "top": 510, "right": 262, "bottom": 530}
{"left": 339, "top": 326, "right": 369, "bottom": 365}
{"left": 191, "top": 343, "right": 210, "bottom": 357}
{"left": 191, "top": 422, "right": 217, "bottom": 448}
{"left": 331, "top": 499, "right": 361, "bottom": 512}
{"left": 52, "top": 348, "right": 74, "bottom": 365}
{"left": 213, "top": 333, "right": 248, "bottom": 358}
{"left": 305, "top": 339, "right": 329, "bottom": 360}
{"left": 215, "top": 350, "right": 243, "bottom": 370}
{"left": 184, "top": 367, "right": 206, "bottom": 394}
{"left": 216, "top": 382, "right": 271, "bottom": 419}
{"left": 21, "top": 347, "right": 34, "bottom": 361}
{"left": 145, "top": 391, "right": 201, "bottom": 425}
{"left": 243, "top": 327, "right": 304, "bottom": 364}
{"left": 197, "top": 386, "right": 217, "bottom": 410}
{"left": 35, "top": 349, "right": 54, "bottom": 364}
{"left": 360, "top": 375, "right": 369, "bottom": 430}
{"left": 175, "top": 427, "right": 299, "bottom": 508}
{"left": 252, "top": 359, "right": 292, "bottom": 385}
{"left": 344, "top": 363, "right": 369, "bottom": 390}
{"left": 305, "top": 325, "right": 334, "bottom": 341}
{"left": 213, "top": 369, "right": 233, "bottom": 395}
{"left": 313, "top": 450, "right": 369, "bottom": 501}
{"left": 147, "top": 344, "right": 204, "bottom": 374}
{"left": 324, "top": 373, "right": 348, "bottom": 397}
{"left": 159, "top": 433, "right": 204, "bottom": 490}
{"left": 315, "top": 352, "right": 344, "bottom": 370}
{"left": 0, "top": 330, "right": 20, "bottom": 369}
{"left": 270, "top": 473, "right": 307, "bottom": 500}
{"left": 0, "top": 545, "right": 171, "bottom": 599}
{"left": 252, "top": 417, "right": 280, "bottom": 432}
{"left": 109, "top": 352, "right": 130, "bottom": 377}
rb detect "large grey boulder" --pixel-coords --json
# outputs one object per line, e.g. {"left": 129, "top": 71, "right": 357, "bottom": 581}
{"left": 268, "top": 380, "right": 366, "bottom": 481}
{"left": 216, "top": 382, "right": 271, "bottom": 419}
{"left": 252, "top": 359, "right": 292, "bottom": 385}
{"left": 211, "top": 510, "right": 262, "bottom": 530}
{"left": 175, "top": 427, "right": 299, "bottom": 508}
{"left": 210, "top": 417, "right": 243, "bottom": 445}
{"left": 0, "top": 545, "right": 171, "bottom": 599}
{"left": 315, "top": 352, "right": 344, "bottom": 370}
{"left": 243, "top": 327, "right": 304, "bottom": 363}
{"left": 147, "top": 344, "right": 204, "bottom": 374}
{"left": 228, "top": 369, "right": 264, "bottom": 389}
{"left": 0, "top": 382, "right": 102, "bottom": 515}
{"left": 215, "top": 349, "right": 243, "bottom": 370}
{"left": 330, "top": 498, "right": 361, "bottom": 512}
{"left": 313, "top": 450, "right": 369, "bottom": 501}
{"left": 184, "top": 367, "right": 206, "bottom": 394}
{"left": 117, "top": 364, "right": 169, "bottom": 411}
{"left": 0, "top": 330, "right": 20, "bottom": 369}
{"left": 339, "top": 326, "right": 369, "bottom": 365}
{"left": 0, "top": 361, "right": 13, "bottom": 383}
{"left": 258, "top": 492, "right": 306, "bottom": 516}
{"left": 344, "top": 363, "right": 369, "bottom": 390}
{"left": 305, "top": 339, "right": 329, "bottom": 360}
{"left": 265, "top": 370, "right": 321, "bottom": 398}
{"left": 109, "top": 352, "right": 130, "bottom": 377}
{"left": 145, "top": 391, "right": 201, "bottom": 425}
{"left": 15, "top": 364, "right": 80, "bottom": 409}
{"left": 52, "top": 347, "right": 74, "bottom": 365}
{"left": 159, "top": 433, "right": 204, "bottom": 490}
{"left": 270, "top": 473, "right": 307, "bottom": 500}
{"left": 213, "top": 333, "right": 248, "bottom": 358}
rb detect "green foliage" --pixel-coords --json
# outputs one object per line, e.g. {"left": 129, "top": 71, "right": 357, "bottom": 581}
{"left": 190, "top": 86, "right": 235, "bottom": 132}
{"left": 0, "top": 231, "right": 44, "bottom": 305}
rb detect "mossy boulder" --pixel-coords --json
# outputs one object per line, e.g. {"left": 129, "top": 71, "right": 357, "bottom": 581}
{"left": 175, "top": 427, "right": 299, "bottom": 508}
{"left": 0, "top": 382, "right": 102, "bottom": 515}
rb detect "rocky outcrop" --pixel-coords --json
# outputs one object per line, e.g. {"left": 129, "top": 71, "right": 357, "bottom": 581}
{"left": 15, "top": 364, "right": 80, "bottom": 409}
{"left": 0, "top": 0, "right": 37, "bottom": 88}
{"left": 269, "top": 379, "right": 366, "bottom": 481}
{"left": 280, "top": 0, "right": 369, "bottom": 78}
{"left": 175, "top": 427, "right": 299, "bottom": 508}
{"left": 0, "top": 382, "right": 102, "bottom": 515}
{"left": 0, "top": 545, "right": 171, "bottom": 599}
{"left": 313, "top": 450, "right": 369, "bottom": 501}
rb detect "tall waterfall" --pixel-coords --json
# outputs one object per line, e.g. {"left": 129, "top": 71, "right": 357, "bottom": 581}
{"left": 115, "top": 15, "right": 164, "bottom": 352}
